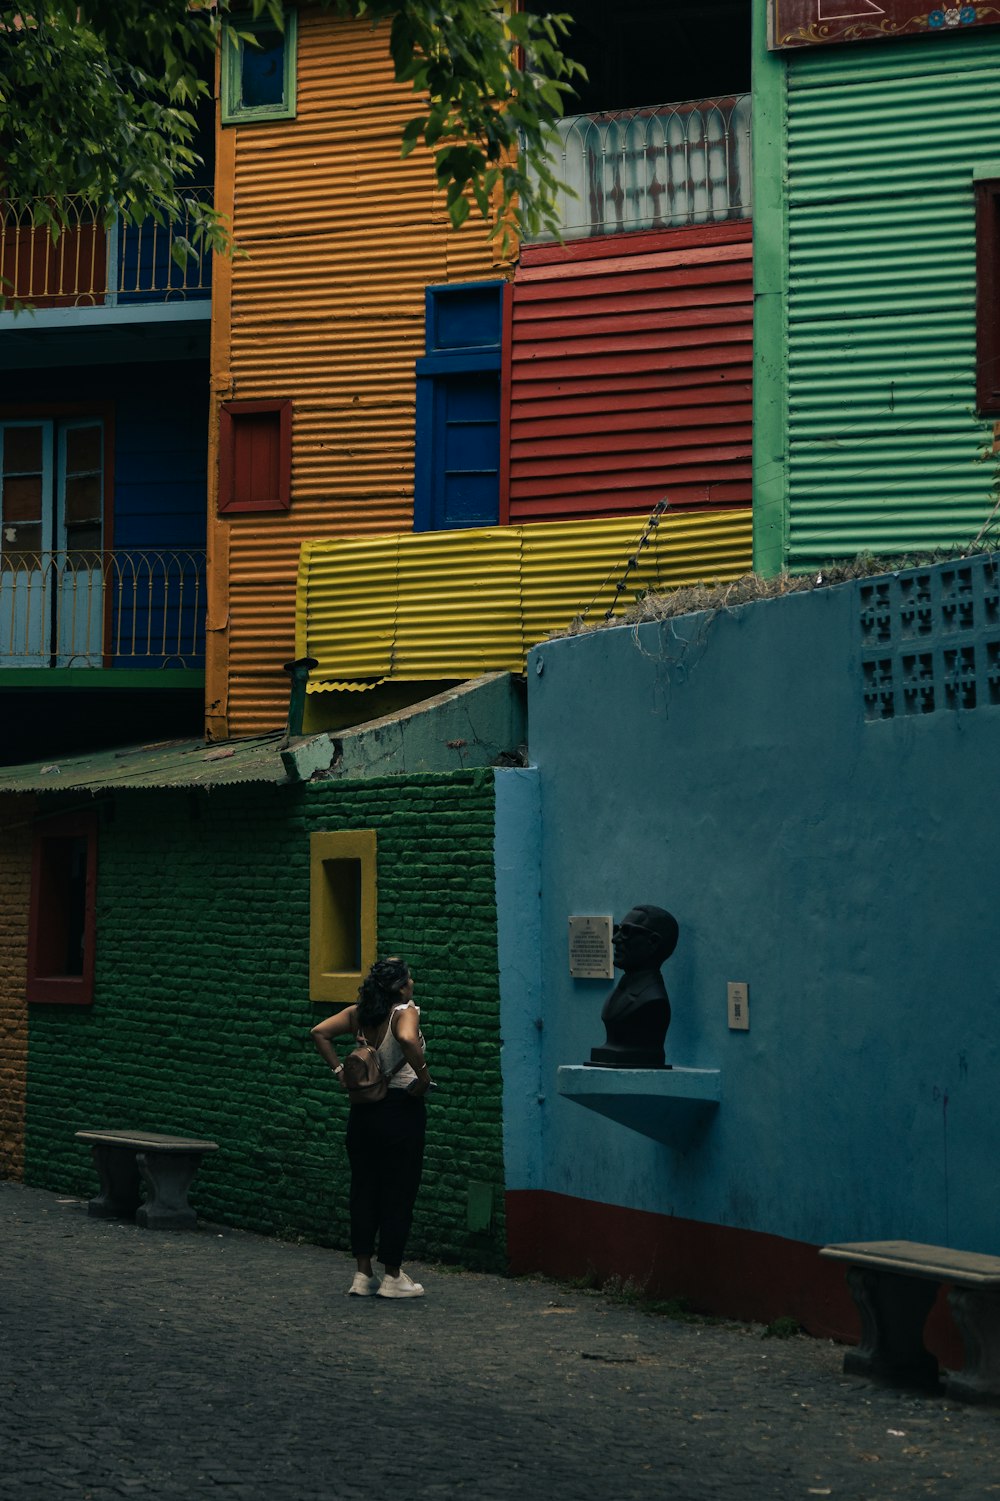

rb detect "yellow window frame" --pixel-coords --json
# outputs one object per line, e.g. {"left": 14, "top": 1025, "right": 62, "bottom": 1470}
{"left": 309, "top": 829, "right": 377, "bottom": 1005}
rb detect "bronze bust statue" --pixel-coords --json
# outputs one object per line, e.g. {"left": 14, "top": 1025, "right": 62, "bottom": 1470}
{"left": 588, "top": 905, "right": 678, "bottom": 1070}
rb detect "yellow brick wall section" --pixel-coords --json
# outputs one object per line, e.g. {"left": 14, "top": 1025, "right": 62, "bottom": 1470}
{"left": 0, "top": 795, "right": 32, "bottom": 1177}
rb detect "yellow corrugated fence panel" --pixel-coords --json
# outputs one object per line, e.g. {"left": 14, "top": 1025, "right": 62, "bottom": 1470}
{"left": 299, "top": 511, "right": 754, "bottom": 689}
{"left": 393, "top": 530, "right": 524, "bottom": 677}
{"left": 301, "top": 529, "right": 524, "bottom": 682}
{"left": 300, "top": 534, "right": 403, "bottom": 680}
{"left": 520, "top": 509, "right": 754, "bottom": 645}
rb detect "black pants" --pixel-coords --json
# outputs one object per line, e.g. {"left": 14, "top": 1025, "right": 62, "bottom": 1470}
{"left": 346, "top": 1092, "right": 427, "bottom": 1268}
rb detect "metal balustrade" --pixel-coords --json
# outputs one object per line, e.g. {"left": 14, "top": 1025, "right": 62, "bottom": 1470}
{"left": 526, "top": 96, "right": 751, "bottom": 242}
{"left": 0, "top": 189, "right": 213, "bottom": 308}
{"left": 0, "top": 550, "right": 206, "bottom": 667}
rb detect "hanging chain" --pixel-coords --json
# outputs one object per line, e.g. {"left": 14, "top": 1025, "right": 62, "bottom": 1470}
{"left": 576, "top": 497, "right": 671, "bottom": 628}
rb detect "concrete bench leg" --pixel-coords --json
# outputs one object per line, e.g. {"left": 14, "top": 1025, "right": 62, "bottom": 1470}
{"left": 86, "top": 1144, "right": 143, "bottom": 1221}
{"left": 843, "top": 1267, "right": 940, "bottom": 1391}
{"left": 134, "top": 1150, "right": 202, "bottom": 1231}
{"left": 945, "top": 1288, "right": 1000, "bottom": 1404}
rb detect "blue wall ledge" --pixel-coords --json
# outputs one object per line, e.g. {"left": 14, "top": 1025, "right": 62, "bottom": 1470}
{"left": 556, "top": 1065, "right": 721, "bottom": 1144}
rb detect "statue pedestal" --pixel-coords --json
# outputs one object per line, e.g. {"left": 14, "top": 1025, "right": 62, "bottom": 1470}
{"left": 588, "top": 1049, "right": 672, "bottom": 1069}
{"left": 556, "top": 1065, "right": 720, "bottom": 1144}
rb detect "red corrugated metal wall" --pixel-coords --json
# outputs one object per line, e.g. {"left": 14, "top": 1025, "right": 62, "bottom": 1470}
{"left": 502, "top": 222, "right": 753, "bottom": 523}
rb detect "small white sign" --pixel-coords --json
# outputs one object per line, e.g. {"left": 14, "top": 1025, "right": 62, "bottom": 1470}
{"left": 728, "top": 981, "right": 750, "bottom": 1031}
{"left": 568, "top": 915, "right": 614, "bottom": 979}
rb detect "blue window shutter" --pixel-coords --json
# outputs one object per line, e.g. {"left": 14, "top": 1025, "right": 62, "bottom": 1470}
{"left": 414, "top": 282, "right": 504, "bottom": 533}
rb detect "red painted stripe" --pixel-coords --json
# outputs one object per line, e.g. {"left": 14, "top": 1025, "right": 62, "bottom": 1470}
{"left": 511, "top": 468, "right": 751, "bottom": 498}
{"left": 513, "top": 487, "right": 749, "bottom": 517}
{"left": 519, "top": 219, "right": 752, "bottom": 267}
{"left": 513, "top": 311, "right": 754, "bottom": 352}
{"left": 511, "top": 467, "right": 752, "bottom": 495}
{"left": 511, "top": 439, "right": 752, "bottom": 471}
{"left": 510, "top": 347, "right": 751, "bottom": 383}
{"left": 511, "top": 350, "right": 751, "bottom": 386}
{"left": 510, "top": 429, "right": 750, "bottom": 462}
{"left": 513, "top": 400, "right": 753, "bottom": 435}
{"left": 517, "top": 248, "right": 752, "bottom": 288}
{"left": 512, "top": 264, "right": 755, "bottom": 306}
{"left": 513, "top": 293, "right": 754, "bottom": 330}
{"left": 512, "top": 370, "right": 753, "bottom": 405}
{"left": 504, "top": 1189, "right": 964, "bottom": 1367}
{"left": 510, "top": 468, "right": 751, "bottom": 501}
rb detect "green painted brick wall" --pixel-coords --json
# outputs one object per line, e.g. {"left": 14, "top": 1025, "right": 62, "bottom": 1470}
{"left": 23, "top": 770, "right": 506, "bottom": 1269}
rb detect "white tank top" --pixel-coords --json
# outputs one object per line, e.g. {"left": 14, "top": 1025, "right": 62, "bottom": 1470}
{"left": 373, "top": 1002, "right": 423, "bottom": 1090}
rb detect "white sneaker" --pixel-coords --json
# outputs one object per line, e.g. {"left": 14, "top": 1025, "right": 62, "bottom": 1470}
{"left": 376, "top": 1270, "right": 424, "bottom": 1299}
{"left": 349, "top": 1271, "right": 381, "bottom": 1296}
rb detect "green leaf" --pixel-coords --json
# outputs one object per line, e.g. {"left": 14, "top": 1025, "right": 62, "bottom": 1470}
{"left": 0, "top": 0, "right": 580, "bottom": 254}
{"left": 447, "top": 194, "right": 471, "bottom": 228}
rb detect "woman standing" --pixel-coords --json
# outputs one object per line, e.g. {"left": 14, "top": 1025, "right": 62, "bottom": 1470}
{"left": 310, "top": 957, "right": 432, "bottom": 1298}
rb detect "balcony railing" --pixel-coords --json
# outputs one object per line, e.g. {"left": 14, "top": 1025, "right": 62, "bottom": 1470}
{"left": 526, "top": 95, "right": 751, "bottom": 242}
{"left": 0, "top": 189, "right": 213, "bottom": 309}
{"left": 0, "top": 550, "right": 206, "bottom": 668}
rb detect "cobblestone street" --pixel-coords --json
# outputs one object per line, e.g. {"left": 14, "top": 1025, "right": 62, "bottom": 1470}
{"left": 2, "top": 1181, "right": 999, "bottom": 1500}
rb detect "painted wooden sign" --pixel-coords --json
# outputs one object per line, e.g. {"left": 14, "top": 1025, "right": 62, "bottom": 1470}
{"left": 769, "top": 0, "right": 1000, "bottom": 49}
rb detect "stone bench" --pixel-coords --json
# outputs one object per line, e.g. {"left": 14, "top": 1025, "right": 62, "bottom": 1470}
{"left": 820, "top": 1239, "right": 1000, "bottom": 1404}
{"left": 76, "top": 1130, "right": 219, "bottom": 1232}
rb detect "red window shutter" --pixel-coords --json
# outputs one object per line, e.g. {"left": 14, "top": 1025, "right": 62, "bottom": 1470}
{"left": 218, "top": 399, "right": 292, "bottom": 513}
{"left": 976, "top": 180, "right": 1000, "bottom": 417}
{"left": 27, "top": 812, "right": 98, "bottom": 1006}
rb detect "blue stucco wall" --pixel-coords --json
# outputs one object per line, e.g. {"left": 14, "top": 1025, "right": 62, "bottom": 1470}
{"left": 0, "top": 360, "right": 207, "bottom": 553}
{"left": 494, "top": 767, "right": 543, "bottom": 1191}
{"left": 112, "top": 369, "right": 207, "bottom": 551}
{"left": 512, "top": 561, "right": 1000, "bottom": 1254}
{"left": 0, "top": 360, "right": 207, "bottom": 667}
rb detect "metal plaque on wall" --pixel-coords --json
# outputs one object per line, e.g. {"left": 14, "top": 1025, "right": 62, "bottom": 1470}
{"left": 568, "top": 915, "right": 614, "bottom": 979}
{"left": 769, "top": 0, "right": 1000, "bottom": 50}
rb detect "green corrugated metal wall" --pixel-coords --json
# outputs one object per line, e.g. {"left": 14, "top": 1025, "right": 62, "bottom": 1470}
{"left": 786, "top": 31, "right": 1000, "bottom": 568}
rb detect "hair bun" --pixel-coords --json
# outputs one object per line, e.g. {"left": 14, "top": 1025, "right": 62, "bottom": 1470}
{"left": 356, "top": 956, "right": 410, "bottom": 1026}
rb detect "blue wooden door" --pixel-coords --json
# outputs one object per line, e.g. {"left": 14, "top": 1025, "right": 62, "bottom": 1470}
{"left": 414, "top": 281, "right": 504, "bottom": 533}
{"left": 430, "top": 371, "right": 501, "bottom": 530}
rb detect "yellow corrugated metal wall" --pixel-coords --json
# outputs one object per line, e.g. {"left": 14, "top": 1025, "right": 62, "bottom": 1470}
{"left": 208, "top": 10, "right": 506, "bottom": 737}
{"left": 297, "top": 510, "right": 753, "bottom": 692}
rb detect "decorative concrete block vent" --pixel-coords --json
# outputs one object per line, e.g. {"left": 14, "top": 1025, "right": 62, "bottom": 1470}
{"left": 860, "top": 556, "right": 1000, "bottom": 721}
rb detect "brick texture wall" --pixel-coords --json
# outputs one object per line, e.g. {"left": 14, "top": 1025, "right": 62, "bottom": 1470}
{"left": 0, "top": 794, "right": 33, "bottom": 1178}
{"left": 23, "top": 771, "right": 505, "bottom": 1268}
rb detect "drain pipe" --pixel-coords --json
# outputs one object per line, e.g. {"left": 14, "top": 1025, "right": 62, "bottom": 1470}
{"left": 280, "top": 656, "right": 318, "bottom": 749}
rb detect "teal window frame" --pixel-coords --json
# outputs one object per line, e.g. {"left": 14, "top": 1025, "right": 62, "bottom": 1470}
{"left": 222, "top": 9, "right": 298, "bottom": 125}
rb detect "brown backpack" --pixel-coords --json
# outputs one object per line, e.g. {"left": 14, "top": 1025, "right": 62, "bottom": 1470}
{"left": 341, "top": 1024, "right": 405, "bottom": 1105}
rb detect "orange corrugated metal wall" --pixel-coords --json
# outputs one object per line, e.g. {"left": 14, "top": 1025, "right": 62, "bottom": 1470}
{"left": 210, "top": 10, "right": 505, "bottom": 737}
{"left": 504, "top": 223, "right": 753, "bottom": 523}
